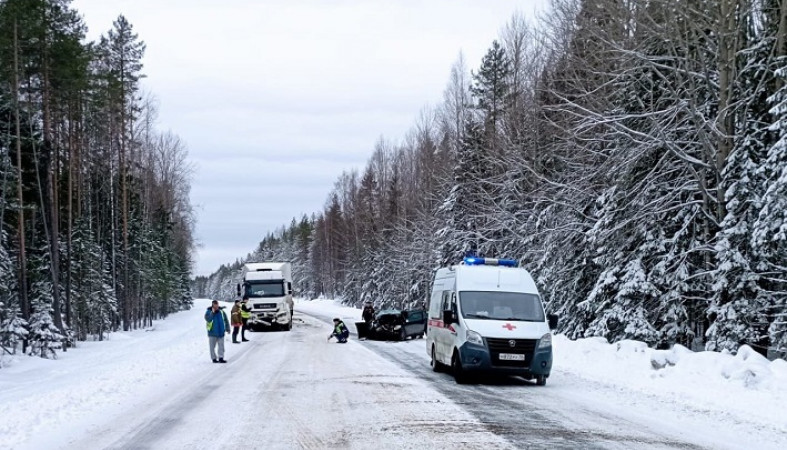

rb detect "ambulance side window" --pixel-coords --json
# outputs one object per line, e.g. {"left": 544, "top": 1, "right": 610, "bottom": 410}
{"left": 440, "top": 291, "right": 451, "bottom": 316}
{"left": 429, "top": 288, "right": 443, "bottom": 319}
{"left": 450, "top": 292, "right": 458, "bottom": 316}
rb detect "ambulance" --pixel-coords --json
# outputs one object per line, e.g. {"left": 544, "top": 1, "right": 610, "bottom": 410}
{"left": 425, "top": 257, "right": 557, "bottom": 385}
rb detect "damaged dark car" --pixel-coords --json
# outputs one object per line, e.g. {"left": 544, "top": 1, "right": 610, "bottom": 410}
{"left": 355, "top": 309, "right": 426, "bottom": 341}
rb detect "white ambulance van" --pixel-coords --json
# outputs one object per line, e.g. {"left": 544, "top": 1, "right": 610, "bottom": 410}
{"left": 425, "top": 257, "right": 557, "bottom": 385}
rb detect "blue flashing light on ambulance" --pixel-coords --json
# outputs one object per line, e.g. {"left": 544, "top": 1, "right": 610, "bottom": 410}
{"left": 426, "top": 256, "right": 558, "bottom": 385}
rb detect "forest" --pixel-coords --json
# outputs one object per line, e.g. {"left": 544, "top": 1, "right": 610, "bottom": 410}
{"left": 0, "top": 0, "right": 195, "bottom": 359}
{"left": 195, "top": 0, "right": 787, "bottom": 358}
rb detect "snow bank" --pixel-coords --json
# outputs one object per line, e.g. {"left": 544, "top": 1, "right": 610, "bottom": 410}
{"left": 0, "top": 299, "right": 226, "bottom": 450}
{"left": 553, "top": 334, "right": 787, "bottom": 429}
{"left": 295, "top": 297, "right": 362, "bottom": 322}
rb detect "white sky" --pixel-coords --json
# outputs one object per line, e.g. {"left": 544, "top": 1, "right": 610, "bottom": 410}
{"left": 71, "top": 0, "right": 549, "bottom": 276}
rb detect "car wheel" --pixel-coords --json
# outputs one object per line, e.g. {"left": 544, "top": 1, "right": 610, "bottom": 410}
{"left": 452, "top": 350, "right": 468, "bottom": 384}
{"left": 535, "top": 375, "right": 547, "bottom": 386}
{"left": 431, "top": 346, "right": 443, "bottom": 373}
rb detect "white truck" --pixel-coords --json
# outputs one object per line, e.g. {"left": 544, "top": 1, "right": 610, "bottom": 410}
{"left": 237, "top": 262, "right": 294, "bottom": 331}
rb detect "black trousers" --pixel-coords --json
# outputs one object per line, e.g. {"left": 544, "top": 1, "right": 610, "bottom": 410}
{"left": 232, "top": 326, "right": 240, "bottom": 342}
{"left": 241, "top": 318, "right": 248, "bottom": 339}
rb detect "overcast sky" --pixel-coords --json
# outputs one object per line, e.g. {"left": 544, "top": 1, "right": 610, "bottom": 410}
{"left": 71, "top": 0, "right": 548, "bottom": 276}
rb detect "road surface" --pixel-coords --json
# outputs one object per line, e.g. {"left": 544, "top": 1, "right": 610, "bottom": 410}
{"left": 55, "top": 311, "right": 779, "bottom": 450}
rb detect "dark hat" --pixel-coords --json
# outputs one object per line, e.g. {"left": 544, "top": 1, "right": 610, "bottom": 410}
{"left": 333, "top": 318, "right": 340, "bottom": 322}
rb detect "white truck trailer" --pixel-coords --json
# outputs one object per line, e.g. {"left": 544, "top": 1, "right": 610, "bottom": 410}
{"left": 237, "top": 262, "right": 294, "bottom": 331}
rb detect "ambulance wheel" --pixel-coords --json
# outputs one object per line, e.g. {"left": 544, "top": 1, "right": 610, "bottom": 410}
{"left": 431, "top": 346, "right": 444, "bottom": 373}
{"left": 452, "top": 350, "right": 469, "bottom": 384}
{"left": 535, "top": 375, "right": 547, "bottom": 386}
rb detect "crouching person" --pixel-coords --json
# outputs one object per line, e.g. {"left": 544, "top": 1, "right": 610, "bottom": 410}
{"left": 328, "top": 318, "right": 350, "bottom": 343}
{"left": 205, "top": 300, "right": 230, "bottom": 363}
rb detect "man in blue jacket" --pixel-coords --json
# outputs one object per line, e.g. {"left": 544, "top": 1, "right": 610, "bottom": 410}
{"left": 205, "top": 300, "right": 230, "bottom": 363}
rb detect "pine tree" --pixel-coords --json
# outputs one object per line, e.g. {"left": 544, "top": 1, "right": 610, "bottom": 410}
{"left": 27, "top": 252, "right": 64, "bottom": 358}
{"left": 752, "top": 60, "right": 787, "bottom": 353}
{"left": 471, "top": 40, "right": 511, "bottom": 149}
{"left": 102, "top": 14, "right": 146, "bottom": 331}
{"left": 0, "top": 231, "right": 28, "bottom": 355}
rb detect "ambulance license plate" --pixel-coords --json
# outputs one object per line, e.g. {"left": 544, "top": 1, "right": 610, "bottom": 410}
{"left": 499, "top": 353, "right": 525, "bottom": 361}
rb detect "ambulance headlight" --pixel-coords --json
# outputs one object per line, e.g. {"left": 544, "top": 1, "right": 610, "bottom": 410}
{"left": 537, "top": 333, "right": 552, "bottom": 349}
{"left": 466, "top": 330, "right": 483, "bottom": 346}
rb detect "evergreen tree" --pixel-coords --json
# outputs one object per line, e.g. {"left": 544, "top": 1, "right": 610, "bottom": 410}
{"left": 471, "top": 40, "right": 511, "bottom": 147}
{"left": 27, "top": 253, "right": 63, "bottom": 358}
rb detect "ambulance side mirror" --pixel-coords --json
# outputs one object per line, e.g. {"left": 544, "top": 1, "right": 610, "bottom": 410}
{"left": 547, "top": 314, "right": 559, "bottom": 330}
{"left": 442, "top": 310, "right": 454, "bottom": 324}
{"left": 236, "top": 283, "right": 241, "bottom": 297}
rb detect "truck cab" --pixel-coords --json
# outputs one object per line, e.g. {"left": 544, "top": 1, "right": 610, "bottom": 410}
{"left": 425, "top": 257, "right": 558, "bottom": 385}
{"left": 238, "top": 262, "right": 294, "bottom": 331}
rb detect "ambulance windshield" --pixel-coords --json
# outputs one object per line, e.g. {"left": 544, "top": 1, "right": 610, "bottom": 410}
{"left": 459, "top": 291, "right": 545, "bottom": 322}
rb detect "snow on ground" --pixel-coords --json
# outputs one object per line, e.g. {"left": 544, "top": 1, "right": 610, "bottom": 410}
{"left": 3, "top": 299, "right": 516, "bottom": 450}
{"left": 0, "top": 299, "right": 236, "bottom": 449}
{"left": 295, "top": 298, "right": 787, "bottom": 438}
{"left": 3, "top": 297, "right": 786, "bottom": 449}
{"left": 553, "top": 335, "right": 787, "bottom": 432}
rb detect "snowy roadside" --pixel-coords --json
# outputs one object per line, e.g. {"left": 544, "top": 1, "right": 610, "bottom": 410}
{"left": 0, "top": 299, "right": 235, "bottom": 450}
{"left": 295, "top": 298, "right": 787, "bottom": 436}
{"left": 2, "top": 297, "right": 786, "bottom": 449}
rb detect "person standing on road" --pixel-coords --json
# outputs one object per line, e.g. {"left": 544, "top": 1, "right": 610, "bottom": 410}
{"left": 240, "top": 296, "right": 252, "bottom": 342}
{"left": 362, "top": 302, "right": 375, "bottom": 323}
{"left": 230, "top": 300, "right": 243, "bottom": 344}
{"left": 361, "top": 302, "right": 376, "bottom": 338}
{"left": 205, "top": 300, "right": 230, "bottom": 363}
{"left": 328, "top": 318, "right": 350, "bottom": 343}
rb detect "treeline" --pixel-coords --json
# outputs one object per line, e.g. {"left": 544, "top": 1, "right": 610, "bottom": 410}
{"left": 0, "top": 0, "right": 194, "bottom": 360}
{"left": 195, "top": 0, "right": 787, "bottom": 357}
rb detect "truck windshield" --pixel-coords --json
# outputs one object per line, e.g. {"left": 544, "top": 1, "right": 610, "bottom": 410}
{"left": 459, "top": 291, "right": 545, "bottom": 322}
{"left": 245, "top": 281, "right": 285, "bottom": 298}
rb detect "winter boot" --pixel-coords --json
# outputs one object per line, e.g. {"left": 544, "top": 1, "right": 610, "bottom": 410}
{"left": 218, "top": 358, "right": 227, "bottom": 363}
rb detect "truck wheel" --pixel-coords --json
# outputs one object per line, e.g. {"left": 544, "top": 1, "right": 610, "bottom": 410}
{"left": 431, "top": 346, "right": 443, "bottom": 373}
{"left": 535, "top": 375, "right": 547, "bottom": 386}
{"left": 452, "top": 351, "right": 469, "bottom": 384}
{"left": 399, "top": 328, "right": 407, "bottom": 341}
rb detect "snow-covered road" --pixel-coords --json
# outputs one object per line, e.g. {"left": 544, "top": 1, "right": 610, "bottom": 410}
{"left": 60, "top": 312, "right": 514, "bottom": 450}
{"left": 2, "top": 299, "right": 786, "bottom": 450}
